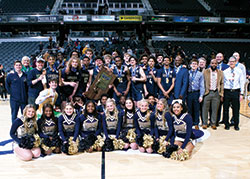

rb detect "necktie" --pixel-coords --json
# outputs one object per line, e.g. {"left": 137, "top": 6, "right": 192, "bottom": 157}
{"left": 230, "top": 69, "right": 234, "bottom": 89}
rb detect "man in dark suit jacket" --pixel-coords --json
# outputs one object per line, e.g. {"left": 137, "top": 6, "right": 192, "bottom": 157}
{"left": 173, "top": 55, "right": 189, "bottom": 101}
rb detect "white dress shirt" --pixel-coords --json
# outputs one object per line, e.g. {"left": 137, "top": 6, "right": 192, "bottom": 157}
{"left": 236, "top": 62, "right": 246, "bottom": 83}
{"left": 223, "top": 66, "right": 245, "bottom": 94}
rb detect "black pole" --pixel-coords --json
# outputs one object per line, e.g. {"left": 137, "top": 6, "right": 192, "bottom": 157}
{"left": 101, "top": 150, "right": 105, "bottom": 179}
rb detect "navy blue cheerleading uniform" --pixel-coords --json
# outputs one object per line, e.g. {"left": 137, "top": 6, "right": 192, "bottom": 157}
{"left": 170, "top": 113, "right": 194, "bottom": 149}
{"left": 144, "top": 67, "right": 158, "bottom": 96}
{"left": 77, "top": 66, "right": 90, "bottom": 96}
{"left": 61, "top": 68, "right": 81, "bottom": 99}
{"left": 79, "top": 113, "right": 102, "bottom": 138}
{"left": 58, "top": 113, "right": 80, "bottom": 142}
{"left": 113, "top": 65, "right": 129, "bottom": 103}
{"left": 153, "top": 111, "right": 173, "bottom": 141}
{"left": 37, "top": 117, "right": 58, "bottom": 139}
{"left": 102, "top": 112, "right": 123, "bottom": 138}
{"left": 10, "top": 117, "right": 37, "bottom": 144}
{"left": 27, "top": 68, "right": 44, "bottom": 99}
{"left": 157, "top": 66, "right": 176, "bottom": 100}
{"left": 129, "top": 66, "right": 144, "bottom": 101}
{"left": 119, "top": 110, "right": 135, "bottom": 130}
{"left": 6, "top": 71, "right": 28, "bottom": 123}
{"left": 134, "top": 111, "right": 154, "bottom": 137}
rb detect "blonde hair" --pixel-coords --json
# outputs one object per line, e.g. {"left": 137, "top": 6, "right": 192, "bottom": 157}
{"left": 105, "top": 98, "right": 119, "bottom": 120}
{"left": 104, "top": 54, "right": 112, "bottom": 59}
{"left": 155, "top": 98, "right": 168, "bottom": 127}
{"left": 63, "top": 102, "right": 75, "bottom": 114}
{"left": 23, "top": 104, "right": 38, "bottom": 132}
{"left": 65, "top": 57, "right": 81, "bottom": 74}
{"left": 139, "top": 99, "right": 150, "bottom": 122}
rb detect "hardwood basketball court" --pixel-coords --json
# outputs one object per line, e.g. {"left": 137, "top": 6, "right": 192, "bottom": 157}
{"left": 0, "top": 99, "right": 249, "bottom": 179}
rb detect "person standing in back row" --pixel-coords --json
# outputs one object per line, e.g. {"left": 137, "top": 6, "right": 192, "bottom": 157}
{"left": 6, "top": 61, "right": 28, "bottom": 123}
{"left": 223, "top": 56, "right": 245, "bottom": 131}
{"left": 27, "top": 57, "right": 46, "bottom": 107}
{"left": 202, "top": 59, "right": 224, "bottom": 130}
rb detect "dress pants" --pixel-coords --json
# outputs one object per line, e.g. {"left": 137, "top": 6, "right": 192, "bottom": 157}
{"left": 10, "top": 99, "right": 26, "bottom": 123}
{"left": 223, "top": 89, "right": 240, "bottom": 128}
{"left": 202, "top": 90, "right": 220, "bottom": 126}
{"left": 187, "top": 91, "right": 200, "bottom": 125}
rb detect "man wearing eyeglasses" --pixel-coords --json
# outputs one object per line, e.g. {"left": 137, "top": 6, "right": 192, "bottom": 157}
{"left": 223, "top": 56, "right": 245, "bottom": 131}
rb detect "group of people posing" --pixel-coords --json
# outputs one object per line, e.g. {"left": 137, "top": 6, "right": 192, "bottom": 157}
{"left": 6, "top": 48, "right": 246, "bottom": 161}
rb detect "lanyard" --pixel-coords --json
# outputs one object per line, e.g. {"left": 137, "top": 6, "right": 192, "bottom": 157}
{"left": 131, "top": 66, "right": 138, "bottom": 77}
{"left": 163, "top": 66, "right": 170, "bottom": 77}
{"left": 175, "top": 65, "right": 182, "bottom": 74}
{"left": 189, "top": 70, "right": 197, "bottom": 82}
{"left": 115, "top": 65, "right": 123, "bottom": 78}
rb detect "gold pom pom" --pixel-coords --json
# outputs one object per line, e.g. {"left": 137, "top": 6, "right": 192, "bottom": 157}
{"left": 178, "top": 149, "right": 190, "bottom": 161}
{"left": 41, "top": 144, "right": 50, "bottom": 151}
{"left": 33, "top": 134, "right": 41, "bottom": 148}
{"left": 170, "top": 148, "right": 190, "bottom": 161}
{"left": 143, "top": 134, "right": 154, "bottom": 148}
{"left": 93, "top": 135, "right": 105, "bottom": 150}
{"left": 113, "top": 138, "right": 125, "bottom": 150}
{"left": 170, "top": 151, "right": 179, "bottom": 160}
{"left": 68, "top": 137, "right": 79, "bottom": 155}
{"left": 126, "top": 129, "right": 136, "bottom": 143}
{"left": 157, "top": 136, "right": 168, "bottom": 154}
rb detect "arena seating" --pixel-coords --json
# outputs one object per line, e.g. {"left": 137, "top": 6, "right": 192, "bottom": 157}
{"left": 0, "top": 0, "right": 55, "bottom": 14}
{"left": 0, "top": 42, "right": 43, "bottom": 71}
{"left": 205, "top": 0, "right": 250, "bottom": 17}
{"left": 61, "top": 0, "right": 98, "bottom": 14}
{"left": 152, "top": 41, "right": 250, "bottom": 63}
{"left": 149, "top": 0, "right": 211, "bottom": 15}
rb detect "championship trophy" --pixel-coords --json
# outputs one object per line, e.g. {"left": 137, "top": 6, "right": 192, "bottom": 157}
{"left": 85, "top": 67, "right": 116, "bottom": 100}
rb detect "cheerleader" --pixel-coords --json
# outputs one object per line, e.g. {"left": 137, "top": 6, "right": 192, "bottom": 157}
{"left": 102, "top": 98, "right": 124, "bottom": 151}
{"left": 79, "top": 100, "right": 102, "bottom": 152}
{"left": 37, "top": 103, "right": 61, "bottom": 155}
{"left": 129, "top": 56, "right": 146, "bottom": 104}
{"left": 118, "top": 97, "right": 138, "bottom": 150}
{"left": 153, "top": 98, "right": 173, "bottom": 141}
{"left": 169, "top": 99, "right": 203, "bottom": 160}
{"left": 58, "top": 103, "right": 80, "bottom": 155}
{"left": 151, "top": 98, "right": 173, "bottom": 154}
{"left": 134, "top": 99, "right": 154, "bottom": 153}
{"left": 10, "top": 104, "right": 41, "bottom": 161}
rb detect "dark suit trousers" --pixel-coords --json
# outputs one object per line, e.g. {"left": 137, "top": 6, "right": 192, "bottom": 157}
{"left": 223, "top": 89, "right": 240, "bottom": 128}
{"left": 187, "top": 91, "right": 200, "bottom": 125}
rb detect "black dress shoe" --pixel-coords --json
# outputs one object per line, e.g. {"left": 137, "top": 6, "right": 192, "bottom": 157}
{"left": 234, "top": 127, "right": 240, "bottom": 131}
{"left": 219, "top": 121, "right": 224, "bottom": 124}
{"left": 225, "top": 126, "right": 230, "bottom": 130}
